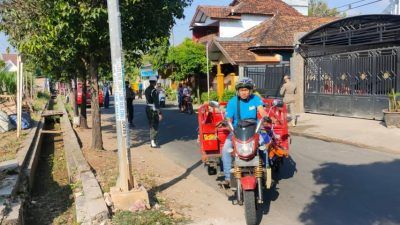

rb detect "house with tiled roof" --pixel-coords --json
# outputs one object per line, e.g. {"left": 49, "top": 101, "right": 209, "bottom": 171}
{"left": 190, "top": 0, "right": 336, "bottom": 96}
{"left": 191, "top": 0, "right": 304, "bottom": 44}
{"left": 0, "top": 53, "right": 18, "bottom": 72}
{"left": 209, "top": 14, "right": 337, "bottom": 65}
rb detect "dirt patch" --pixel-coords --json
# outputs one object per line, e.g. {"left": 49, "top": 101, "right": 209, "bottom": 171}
{"left": 83, "top": 147, "right": 118, "bottom": 193}
{"left": 0, "top": 130, "right": 29, "bottom": 162}
{"left": 0, "top": 92, "right": 50, "bottom": 162}
{"left": 131, "top": 147, "right": 245, "bottom": 225}
{"left": 70, "top": 102, "right": 245, "bottom": 224}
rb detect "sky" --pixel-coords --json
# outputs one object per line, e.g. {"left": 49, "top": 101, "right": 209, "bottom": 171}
{"left": 0, "top": 0, "right": 393, "bottom": 53}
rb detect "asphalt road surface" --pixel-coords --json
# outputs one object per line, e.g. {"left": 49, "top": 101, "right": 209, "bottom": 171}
{"left": 132, "top": 101, "right": 400, "bottom": 225}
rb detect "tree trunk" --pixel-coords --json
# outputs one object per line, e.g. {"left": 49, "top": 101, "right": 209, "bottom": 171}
{"left": 80, "top": 76, "right": 89, "bottom": 129}
{"left": 88, "top": 56, "right": 103, "bottom": 150}
{"left": 73, "top": 74, "right": 79, "bottom": 117}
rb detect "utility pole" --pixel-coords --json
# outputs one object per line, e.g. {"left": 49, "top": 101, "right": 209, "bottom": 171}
{"left": 16, "top": 55, "right": 22, "bottom": 138}
{"left": 106, "top": 0, "right": 149, "bottom": 210}
{"left": 397, "top": 0, "right": 400, "bottom": 14}
{"left": 206, "top": 42, "right": 210, "bottom": 101}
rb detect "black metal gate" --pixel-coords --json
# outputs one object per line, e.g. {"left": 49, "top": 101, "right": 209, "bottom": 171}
{"left": 244, "top": 64, "right": 290, "bottom": 97}
{"left": 304, "top": 47, "right": 400, "bottom": 119}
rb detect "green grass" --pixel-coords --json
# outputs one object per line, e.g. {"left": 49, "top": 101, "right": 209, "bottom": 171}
{"left": 112, "top": 209, "right": 187, "bottom": 225}
{"left": 31, "top": 91, "right": 50, "bottom": 121}
{"left": 0, "top": 71, "right": 17, "bottom": 94}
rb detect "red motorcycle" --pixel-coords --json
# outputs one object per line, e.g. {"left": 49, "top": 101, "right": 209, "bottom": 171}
{"left": 208, "top": 99, "right": 288, "bottom": 225}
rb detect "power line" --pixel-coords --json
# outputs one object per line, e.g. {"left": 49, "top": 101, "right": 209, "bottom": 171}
{"left": 338, "top": 0, "right": 385, "bottom": 13}
{"left": 334, "top": 0, "right": 370, "bottom": 9}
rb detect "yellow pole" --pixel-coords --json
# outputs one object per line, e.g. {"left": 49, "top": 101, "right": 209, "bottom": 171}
{"left": 229, "top": 73, "right": 236, "bottom": 91}
{"left": 216, "top": 64, "right": 224, "bottom": 102}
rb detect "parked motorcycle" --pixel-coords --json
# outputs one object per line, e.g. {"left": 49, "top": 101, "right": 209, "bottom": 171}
{"left": 159, "top": 90, "right": 166, "bottom": 108}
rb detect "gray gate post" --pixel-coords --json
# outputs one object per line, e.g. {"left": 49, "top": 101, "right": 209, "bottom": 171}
{"left": 291, "top": 32, "right": 306, "bottom": 114}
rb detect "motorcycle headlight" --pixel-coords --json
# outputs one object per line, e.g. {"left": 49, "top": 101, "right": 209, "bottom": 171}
{"left": 234, "top": 139, "right": 255, "bottom": 157}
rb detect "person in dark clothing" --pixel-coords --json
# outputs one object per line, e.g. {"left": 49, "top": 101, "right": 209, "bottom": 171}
{"left": 126, "top": 81, "right": 135, "bottom": 127}
{"left": 138, "top": 82, "right": 143, "bottom": 99}
{"left": 177, "top": 83, "right": 183, "bottom": 112}
{"left": 145, "top": 76, "right": 162, "bottom": 148}
{"left": 103, "top": 83, "right": 110, "bottom": 108}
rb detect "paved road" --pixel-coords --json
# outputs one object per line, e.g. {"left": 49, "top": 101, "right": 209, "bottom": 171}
{"left": 131, "top": 101, "right": 400, "bottom": 225}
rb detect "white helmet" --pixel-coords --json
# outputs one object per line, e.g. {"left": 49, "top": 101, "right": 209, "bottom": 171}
{"left": 149, "top": 76, "right": 157, "bottom": 82}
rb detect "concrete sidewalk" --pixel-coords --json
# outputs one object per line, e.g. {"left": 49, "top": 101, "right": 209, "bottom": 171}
{"left": 290, "top": 113, "right": 400, "bottom": 154}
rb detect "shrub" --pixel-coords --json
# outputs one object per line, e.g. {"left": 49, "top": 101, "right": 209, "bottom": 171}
{"left": 201, "top": 89, "right": 237, "bottom": 103}
{"left": 222, "top": 90, "right": 236, "bottom": 102}
{"left": 165, "top": 87, "right": 176, "bottom": 101}
{"left": 389, "top": 89, "right": 400, "bottom": 112}
{"left": 200, "top": 90, "right": 218, "bottom": 103}
{"left": 0, "top": 71, "right": 17, "bottom": 94}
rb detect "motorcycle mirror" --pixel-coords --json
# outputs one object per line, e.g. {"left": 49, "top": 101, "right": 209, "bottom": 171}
{"left": 272, "top": 99, "right": 284, "bottom": 107}
{"left": 209, "top": 101, "right": 220, "bottom": 108}
{"left": 255, "top": 119, "right": 263, "bottom": 134}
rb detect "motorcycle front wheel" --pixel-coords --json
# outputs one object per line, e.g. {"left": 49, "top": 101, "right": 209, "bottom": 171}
{"left": 244, "top": 190, "right": 257, "bottom": 225}
{"left": 188, "top": 104, "right": 194, "bottom": 114}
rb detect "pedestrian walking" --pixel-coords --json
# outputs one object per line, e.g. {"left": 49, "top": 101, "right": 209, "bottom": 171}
{"left": 280, "top": 75, "right": 297, "bottom": 126}
{"left": 109, "top": 84, "right": 113, "bottom": 96}
{"left": 126, "top": 81, "right": 135, "bottom": 127}
{"left": 103, "top": 82, "right": 110, "bottom": 108}
{"left": 145, "top": 76, "right": 163, "bottom": 148}
{"left": 177, "top": 83, "right": 183, "bottom": 112}
{"left": 138, "top": 82, "right": 143, "bottom": 99}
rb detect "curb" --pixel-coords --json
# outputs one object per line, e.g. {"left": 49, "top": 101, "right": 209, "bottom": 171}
{"left": 59, "top": 97, "right": 109, "bottom": 225}
{"left": 289, "top": 130, "right": 400, "bottom": 155}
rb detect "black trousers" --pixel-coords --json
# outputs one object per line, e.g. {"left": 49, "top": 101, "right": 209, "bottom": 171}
{"left": 127, "top": 98, "right": 134, "bottom": 124}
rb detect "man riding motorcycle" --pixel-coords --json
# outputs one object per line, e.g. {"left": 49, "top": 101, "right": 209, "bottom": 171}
{"left": 221, "top": 77, "right": 268, "bottom": 186}
{"left": 182, "top": 84, "right": 193, "bottom": 113}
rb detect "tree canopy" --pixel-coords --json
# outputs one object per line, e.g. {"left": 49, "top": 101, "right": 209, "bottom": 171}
{"left": 0, "top": 0, "right": 192, "bottom": 150}
{"left": 309, "top": 0, "right": 342, "bottom": 17}
{"left": 167, "top": 38, "right": 208, "bottom": 81}
{"left": 0, "top": 60, "right": 5, "bottom": 70}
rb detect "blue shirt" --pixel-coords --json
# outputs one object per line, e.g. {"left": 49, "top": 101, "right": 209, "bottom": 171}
{"left": 225, "top": 94, "right": 264, "bottom": 127}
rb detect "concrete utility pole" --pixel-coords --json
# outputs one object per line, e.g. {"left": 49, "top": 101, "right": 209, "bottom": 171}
{"left": 383, "top": 0, "right": 400, "bottom": 14}
{"left": 16, "top": 55, "right": 23, "bottom": 138}
{"left": 106, "top": 0, "right": 149, "bottom": 210}
{"left": 206, "top": 42, "right": 210, "bottom": 101}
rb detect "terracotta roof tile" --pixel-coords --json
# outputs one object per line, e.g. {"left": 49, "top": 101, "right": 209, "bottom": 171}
{"left": 216, "top": 40, "right": 254, "bottom": 64}
{"left": 191, "top": 0, "right": 301, "bottom": 27}
{"left": 190, "top": 6, "right": 240, "bottom": 27}
{"left": 199, "top": 6, "right": 234, "bottom": 19}
{"left": 240, "top": 15, "right": 338, "bottom": 48}
{"left": 256, "top": 16, "right": 337, "bottom": 48}
{"left": 231, "top": 0, "right": 302, "bottom": 16}
{"left": 1, "top": 53, "right": 18, "bottom": 66}
{"left": 213, "top": 15, "right": 338, "bottom": 64}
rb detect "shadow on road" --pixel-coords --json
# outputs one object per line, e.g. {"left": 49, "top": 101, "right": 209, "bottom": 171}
{"left": 153, "top": 160, "right": 203, "bottom": 193}
{"left": 299, "top": 159, "right": 400, "bottom": 225}
{"left": 157, "top": 105, "right": 198, "bottom": 145}
{"left": 255, "top": 155, "right": 297, "bottom": 224}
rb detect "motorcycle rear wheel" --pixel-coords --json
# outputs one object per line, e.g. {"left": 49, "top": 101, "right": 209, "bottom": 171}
{"left": 244, "top": 190, "right": 257, "bottom": 225}
{"left": 207, "top": 165, "right": 217, "bottom": 175}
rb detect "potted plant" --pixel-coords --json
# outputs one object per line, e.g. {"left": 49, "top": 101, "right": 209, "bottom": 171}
{"left": 383, "top": 89, "right": 400, "bottom": 128}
